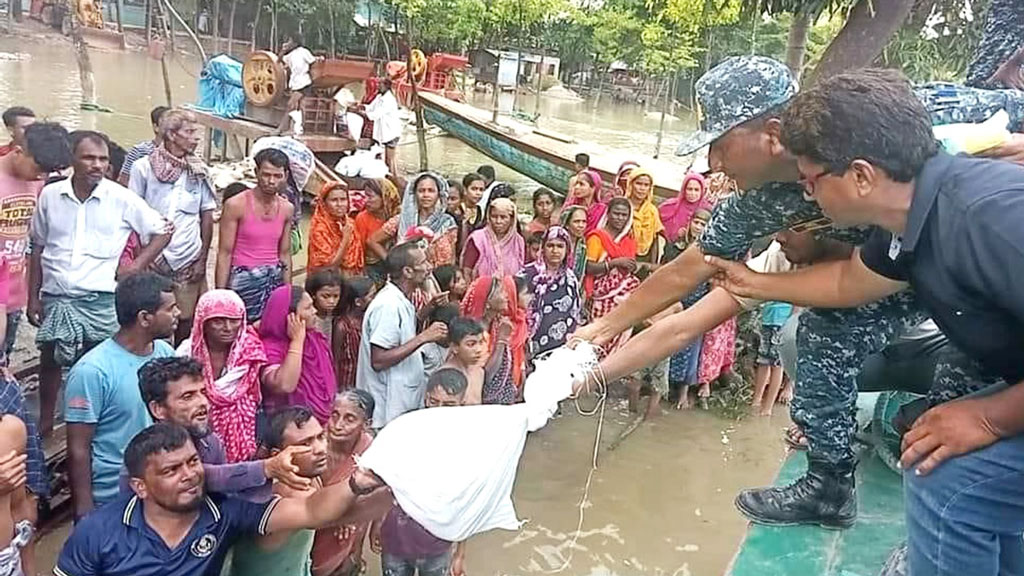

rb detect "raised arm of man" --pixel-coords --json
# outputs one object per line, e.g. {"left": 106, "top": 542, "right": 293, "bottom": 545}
{"left": 215, "top": 197, "right": 242, "bottom": 289}
{"left": 263, "top": 468, "right": 385, "bottom": 534}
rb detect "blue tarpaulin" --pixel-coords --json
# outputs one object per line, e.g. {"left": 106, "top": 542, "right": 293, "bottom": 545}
{"left": 197, "top": 54, "right": 245, "bottom": 118}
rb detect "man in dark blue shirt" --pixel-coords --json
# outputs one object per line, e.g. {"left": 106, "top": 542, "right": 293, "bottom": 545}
{"left": 707, "top": 69, "right": 1024, "bottom": 576}
{"left": 54, "top": 422, "right": 387, "bottom": 576}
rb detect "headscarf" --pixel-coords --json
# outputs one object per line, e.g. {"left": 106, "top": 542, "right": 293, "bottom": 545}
{"left": 560, "top": 206, "right": 589, "bottom": 283}
{"left": 626, "top": 168, "right": 663, "bottom": 256}
{"left": 659, "top": 172, "right": 709, "bottom": 242}
{"left": 460, "top": 275, "right": 529, "bottom": 388}
{"left": 526, "top": 225, "right": 570, "bottom": 278}
{"left": 396, "top": 172, "right": 457, "bottom": 242}
{"left": 189, "top": 290, "right": 267, "bottom": 463}
{"left": 308, "top": 182, "right": 364, "bottom": 272}
{"left": 563, "top": 170, "right": 607, "bottom": 235}
{"left": 522, "top": 225, "right": 581, "bottom": 353}
{"left": 259, "top": 285, "right": 338, "bottom": 424}
{"left": 464, "top": 197, "right": 525, "bottom": 277}
{"left": 377, "top": 177, "right": 402, "bottom": 220}
{"left": 613, "top": 161, "right": 638, "bottom": 200}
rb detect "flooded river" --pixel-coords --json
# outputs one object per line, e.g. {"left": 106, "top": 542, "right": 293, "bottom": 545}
{"left": 1, "top": 29, "right": 789, "bottom": 576}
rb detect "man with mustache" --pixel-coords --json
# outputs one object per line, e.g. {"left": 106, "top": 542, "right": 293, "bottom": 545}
{"left": 130, "top": 357, "right": 313, "bottom": 499}
{"left": 29, "top": 130, "right": 171, "bottom": 437}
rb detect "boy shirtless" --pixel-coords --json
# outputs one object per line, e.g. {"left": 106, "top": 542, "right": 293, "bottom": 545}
{"left": 441, "top": 318, "right": 488, "bottom": 405}
{"left": 0, "top": 414, "right": 31, "bottom": 576}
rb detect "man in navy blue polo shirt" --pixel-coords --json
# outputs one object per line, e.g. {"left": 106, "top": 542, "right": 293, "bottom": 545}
{"left": 706, "top": 69, "right": 1024, "bottom": 576}
{"left": 54, "top": 422, "right": 387, "bottom": 576}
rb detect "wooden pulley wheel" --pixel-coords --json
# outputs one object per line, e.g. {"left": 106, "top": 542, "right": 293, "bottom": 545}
{"left": 243, "top": 50, "right": 287, "bottom": 107}
{"left": 409, "top": 49, "right": 427, "bottom": 84}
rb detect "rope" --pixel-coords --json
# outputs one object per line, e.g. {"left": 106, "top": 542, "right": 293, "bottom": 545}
{"left": 544, "top": 354, "right": 608, "bottom": 574}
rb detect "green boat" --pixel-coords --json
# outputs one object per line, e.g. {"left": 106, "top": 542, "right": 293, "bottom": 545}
{"left": 418, "top": 92, "right": 691, "bottom": 199}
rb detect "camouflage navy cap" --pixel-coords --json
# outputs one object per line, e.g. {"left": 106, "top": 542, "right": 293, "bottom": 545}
{"left": 676, "top": 56, "right": 798, "bottom": 157}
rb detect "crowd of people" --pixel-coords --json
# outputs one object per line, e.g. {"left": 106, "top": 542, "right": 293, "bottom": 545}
{"left": 0, "top": 27, "right": 1022, "bottom": 576}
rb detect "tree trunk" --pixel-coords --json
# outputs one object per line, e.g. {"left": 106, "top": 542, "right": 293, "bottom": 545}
{"left": 592, "top": 64, "right": 605, "bottom": 109}
{"left": 270, "top": 0, "right": 277, "bottom": 52}
{"left": 808, "top": 0, "right": 915, "bottom": 84}
{"left": 250, "top": 0, "right": 261, "bottom": 50}
{"left": 654, "top": 73, "right": 674, "bottom": 158}
{"left": 785, "top": 10, "right": 810, "bottom": 80}
{"left": 534, "top": 44, "right": 545, "bottom": 117}
{"left": 69, "top": 7, "right": 97, "bottom": 105}
{"left": 211, "top": 0, "right": 220, "bottom": 53}
{"left": 226, "top": 0, "right": 236, "bottom": 55}
{"left": 145, "top": 0, "right": 152, "bottom": 43}
{"left": 328, "top": 2, "right": 336, "bottom": 58}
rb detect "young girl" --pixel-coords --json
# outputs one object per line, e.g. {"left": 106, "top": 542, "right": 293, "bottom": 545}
{"left": 332, "top": 277, "right": 377, "bottom": 392}
{"left": 525, "top": 188, "right": 557, "bottom": 235}
{"left": 666, "top": 209, "right": 711, "bottom": 409}
{"left": 525, "top": 231, "right": 544, "bottom": 264}
{"left": 433, "top": 265, "right": 468, "bottom": 303}
{"left": 305, "top": 269, "right": 344, "bottom": 340}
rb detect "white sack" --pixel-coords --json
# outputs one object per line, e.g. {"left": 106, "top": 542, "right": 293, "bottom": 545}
{"left": 251, "top": 136, "right": 315, "bottom": 189}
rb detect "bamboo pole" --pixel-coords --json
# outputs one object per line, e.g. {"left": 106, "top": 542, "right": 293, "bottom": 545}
{"left": 226, "top": 0, "right": 236, "bottom": 55}
{"left": 406, "top": 22, "right": 428, "bottom": 170}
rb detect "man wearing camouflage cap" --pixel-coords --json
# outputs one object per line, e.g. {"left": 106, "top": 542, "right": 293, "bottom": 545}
{"left": 574, "top": 55, "right": 1004, "bottom": 529}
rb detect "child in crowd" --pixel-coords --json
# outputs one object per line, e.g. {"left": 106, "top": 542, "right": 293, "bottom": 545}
{"left": 573, "top": 152, "right": 590, "bottom": 173}
{"left": 372, "top": 368, "right": 469, "bottom": 576}
{"left": 666, "top": 210, "right": 712, "bottom": 409}
{"left": 0, "top": 413, "right": 32, "bottom": 576}
{"left": 421, "top": 304, "right": 460, "bottom": 376}
{"left": 333, "top": 276, "right": 377, "bottom": 392}
{"left": 753, "top": 299, "right": 794, "bottom": 416}
{"left": 446, "top": 180, "right": 464, "bottom": 219}
{"left": 305, "top": 269, "right": 344, "bottom": 340}
{"left": 442, "top": 317, "right": 488, "bottom": 405}
{"left": 525, "top": 188, "right": 557, "bottom": 235}
{"left": 525, "top": 232, "right": 544, "bottom": 264}
{"left": 433, "top": 265, "right": 468, "bottom": 304}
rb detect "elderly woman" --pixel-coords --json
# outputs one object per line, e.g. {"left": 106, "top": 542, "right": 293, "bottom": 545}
{"left": 181, "top": 289, "right": 303, "bottom": 462}
{"left": 308, "top": 182, "right": 363, "bottom": 276}
{"left": 311, "top": 389, "right": 376, "bottom": 576}
{"left": 625, "top": 167, "right": 664, "bottom": 264}
{"left": 461, "top": 197, "right": 525, "bottom": 280}
{"left": 368, "top": 172, "right": 458, "bottom": 268}
{"left": 519, "top": 226, "right": 581, "bottom": 355}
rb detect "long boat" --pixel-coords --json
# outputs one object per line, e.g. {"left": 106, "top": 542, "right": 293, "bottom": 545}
{"left": 418, "top": 92, "right": 692, "bottom": 200}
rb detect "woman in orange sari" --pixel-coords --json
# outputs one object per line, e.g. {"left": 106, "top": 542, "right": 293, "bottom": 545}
{"left": 308, "top": 182, "right": 363, "bottom": 276}
{"left": 585, "top": 197, "right": 641, "bottom": 354}
{"left": 354, "top": 178, "right": 401, "bottom": 284}
{"left": 460, "top": 275, "right": 529, "bottom": 403}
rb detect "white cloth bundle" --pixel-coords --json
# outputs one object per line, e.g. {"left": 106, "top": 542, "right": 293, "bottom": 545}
{"left": 358, "top": 343, "right": 599, "bottom": 542}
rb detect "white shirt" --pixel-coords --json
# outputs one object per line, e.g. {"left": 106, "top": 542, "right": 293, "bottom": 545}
{"left": 31, "top": 177, "right": 168, "bottom": 296}
{"left": 283, "top": 46, "right": 316, "bottom": 91}
{"left": 365, "top": 90, "right": 402, "bottom": 145}
{"left": 732, "top": 241, "right": 793, "bottom": 311}
{"left": 128, "top": 157, "right": 217, "bottom": 271}
{"left": 356, "top": 282, "right": 426, "bottom": 428}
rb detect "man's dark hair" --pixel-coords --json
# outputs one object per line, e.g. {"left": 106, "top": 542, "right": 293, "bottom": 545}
{"left": 527, "top": 231, "right": 544, "bottom": 246}
{"left": 305, "top": 268, "right": 343, "bottom": 298}
{"left": 108, "top": 140, "right": 127, "bottom": 177}
{"left": 254, "top": 148, "right": 290, "bottom": 171}
{"left": 150, "top": 106, "right": 171, "bottom": 127}
{"left": 386, "top": 242, "right": 421, "bottom": 278}
{"left": 427, "top": 367, "right": 468, "bottom": 398}
{"left": 22, "top": 123, "right": 71, "bottom": 172}
{"left": 221, "top": 182, "right": 250, "bottom": 202}
{"left": 476, "top": 165, "right": 495, "bottom": 181}
{"left": 448, "top": 316, "right": 484, "bottom": 344}
{"left": 125, "top": 422, "right": 192, "bottom": 478}
{"left": 462, "top": 172, "right": 485, "bottom": 188}
{"left": 574, "top": 153, "right": 590, "bottom": 167}
{"left": 138, "top": 357, "right": 204, "bottom": 416}
{"left": 69, "top": 130, "right": 109, "bottom": 155}
{"left": 428, "top": 303, "right": 459, "bottom": 328}
{"left": 2, "top": 106, "right": 34, "bottom": 128}
{"left": 115, "top": 272, "right": 175, "bottom": 327}
{"left": 287, "top": 33, "right": 305, "bottom": 46}
{"left": 264, "top": 406, "right": 316, "bottom": 450}
{"left": 433, "top": 265, "right": 458, "bottom": 292}
{"left": 780, "top": 69, "right": 937, "bottom": 183}
{"left": 337, "top": 276, "right": 375, "bottom": 315}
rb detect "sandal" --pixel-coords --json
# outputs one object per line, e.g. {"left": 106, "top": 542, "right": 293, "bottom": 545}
{"left": 784, "top": 423, "right": 809, "bottom": 451}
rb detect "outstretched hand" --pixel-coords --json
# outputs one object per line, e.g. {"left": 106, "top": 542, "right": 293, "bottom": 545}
{"left": 704, "top": 255, "right": 764, "bottom": 299}
{"left": 265, "top": 445, "right": 312, "bottom": 490}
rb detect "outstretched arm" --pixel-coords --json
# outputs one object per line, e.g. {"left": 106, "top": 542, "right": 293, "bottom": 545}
{"left": 265, "top": 469, "right": 384, "bottom": 533}
{"left": 704, "top": 248, "right": 906, "bottom": 309}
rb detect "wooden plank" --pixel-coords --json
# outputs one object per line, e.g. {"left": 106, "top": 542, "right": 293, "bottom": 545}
{"left": 189, "top": 108, "right": 359, "bottom": 154}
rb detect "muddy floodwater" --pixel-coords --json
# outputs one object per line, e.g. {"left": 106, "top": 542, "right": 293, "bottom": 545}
{"left": 1, "top": 29, "right": 789, "bottom": 576}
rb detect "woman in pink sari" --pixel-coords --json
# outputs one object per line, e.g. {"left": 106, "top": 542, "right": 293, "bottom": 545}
{"left": 461, "top": 197, "right": 525, "bottom": 280}
{"left": 659, "top": 172, "right": 709, "bottom": 243}
{"left": 260, "top": 284, "right": 339, "bottom": 424}
{"left": 562, "top": 170, "right": 606, "bottom": 235}
{"left": 585, "top": 197, "right": 640, "bottom": 354}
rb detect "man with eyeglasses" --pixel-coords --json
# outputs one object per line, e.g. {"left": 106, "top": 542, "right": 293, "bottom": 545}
{"left": 574, "top": 55, "right": 1016, "bottom": 530}
{"left": 129, "top": 108, "right": 217, "bottom": 344}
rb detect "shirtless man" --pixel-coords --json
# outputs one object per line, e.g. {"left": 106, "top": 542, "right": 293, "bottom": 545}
{"left": 441, "top": 318, "right": 488, "bottom": 405}
{"left": 0, "top": 414, "right": 32, "bottom": 576}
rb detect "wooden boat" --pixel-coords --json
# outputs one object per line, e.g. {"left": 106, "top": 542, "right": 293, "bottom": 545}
{"left": 418, "top": 92, "right": 691, "bottom": 200}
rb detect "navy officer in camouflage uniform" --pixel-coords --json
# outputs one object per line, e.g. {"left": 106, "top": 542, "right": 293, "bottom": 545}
{"left": 574, "top": 55, "right": 1016, "bottom": 529}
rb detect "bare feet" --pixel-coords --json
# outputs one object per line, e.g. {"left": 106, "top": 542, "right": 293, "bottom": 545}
{"left": 644, "top": 394, "right": 663, "bottom": 420}
{"left": 626, "top": 379, "right": 641, "bottom": 414}
{"left": 697, "top": 384, "right": 711, "bottom": 410}
{"left": 676, "top": 385, "right": 691, "bottom": 410}
{"left": 778, "top": 384, "right": 793, "bottom": 405}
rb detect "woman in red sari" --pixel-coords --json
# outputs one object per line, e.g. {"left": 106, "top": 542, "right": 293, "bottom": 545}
{"left": 307, "top": 182, "right": 363, "bottom": 276}
{"left": 561, "top": 169, "right": 606, "bottom": 235}
{"left": 460, "top": 275, "right": 529, "bottom": 403}
{"left": 585, "top": 197, "right": 641, "bottom": 354}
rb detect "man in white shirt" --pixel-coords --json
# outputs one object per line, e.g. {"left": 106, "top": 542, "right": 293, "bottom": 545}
{"left": 28, "top": 131, "right": 171, "bottom": 437}
{"left": 278, "top": 34, "right": 319, "bottom": 135}
{"left": 129, "top": 109, "right": 217, "bottom": 344}
{"left": 360, "top": 78, "right": 401, "bottom": 175}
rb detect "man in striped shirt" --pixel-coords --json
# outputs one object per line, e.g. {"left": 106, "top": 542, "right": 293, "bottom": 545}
{"left": 117, "top": 106, "right": 169, "bottom": 186}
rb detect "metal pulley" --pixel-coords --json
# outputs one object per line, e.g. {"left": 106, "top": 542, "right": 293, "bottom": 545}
{"left": 243, "top": 50, "right": 287, "bottom": 107}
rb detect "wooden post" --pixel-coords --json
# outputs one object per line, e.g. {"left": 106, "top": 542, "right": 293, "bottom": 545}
{"left": 226, "top": 0, "right": 236, "bottom": 55}
{"left": 533, "top": 45, "right": 545, "bottom": 118}
{"left": 114, "top": 0, "right": 124, "bottom": 35}
{"left": 211, "top": 0, "right": 220, "bottom": 53}
{"left": 155, "top": 0, "right": 173, "bottom": 104}
{"left": 653, "top": 70, "right": 676, "bottom": 158}
{"left": 145, "top": 0, "right": 152, "bottom": 43}
{"left": 328, "top": 2, "right": 336, "bottom": 58}
{"left": 68, "top": 1, "right": 97, "bottom": 105}
{"left": 406, "top": 23, "right": 428, "bottom": 171}
{"left": 250, "top": 0, "right": 261, "bottom": 50}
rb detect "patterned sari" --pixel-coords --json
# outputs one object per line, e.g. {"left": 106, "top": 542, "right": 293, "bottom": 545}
{"left": 519, "top": 226, "right": 582, "bottom": 355}
{"left": 586, "top": 217, "right": 641, "bottom": 354}
{"left": 460, "top": 276, "right": 529, "bottom": 403}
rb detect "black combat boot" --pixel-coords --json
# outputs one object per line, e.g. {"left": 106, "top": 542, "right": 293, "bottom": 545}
{"left": 734, "top": 458, "right": 857, "bottom": 529}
